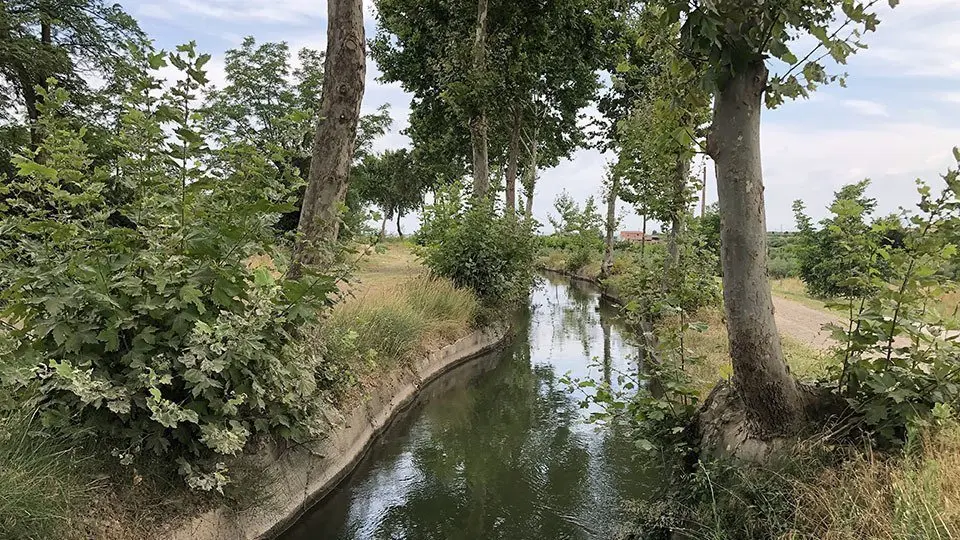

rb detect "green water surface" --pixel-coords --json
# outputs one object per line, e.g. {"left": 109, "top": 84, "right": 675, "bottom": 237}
{"left": 282, "top": 274, "right": 663, "bottom": 540}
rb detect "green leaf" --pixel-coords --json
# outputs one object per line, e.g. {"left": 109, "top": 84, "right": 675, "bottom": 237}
{"left": 16, "top": 160, "right": 58, "bottom": 179}
{"left": 253, "top": 266, "right": 275, "bottom": 287}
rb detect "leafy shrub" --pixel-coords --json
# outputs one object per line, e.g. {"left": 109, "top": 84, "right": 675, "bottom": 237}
{"left": 793, "top": 180, "right": 895, "bottom": 299}
{"left": 418, "top": 183, "right": 538, "bottom": 305}
{"left": 617, "top": 231, "right": 720, "bottom": 319}
{"left": 825, "top": 156, "right": 960, "bottom": 443}
{"left": 565, "top": 246, "right": 594, "bottom": 273}
{"left": 767, "top": 255, "right": 798, "bottom": 279}
{"left": 0, "top": 50, "right": 336, "bottom": 489}
{"left": 548, "top": 191, "right": 603, "bottom": 273}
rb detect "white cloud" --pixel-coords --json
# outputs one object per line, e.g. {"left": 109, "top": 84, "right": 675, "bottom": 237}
{"left": 138, "top": 0, "right": 324, "bottom": 24}
{"left": 760, "top": 121, "right": 960, "bottom": 229}
{"left": 842, "top": 99, "right": 888, "bottom": 117}
{"left": 937, "top": 92, "right": 960, "bottom": 104}
{"left": 863, "top": 1, "right": 960, "bottom": 79}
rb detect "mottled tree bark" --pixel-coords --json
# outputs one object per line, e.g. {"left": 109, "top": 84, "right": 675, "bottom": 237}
{"left": 708, "top": 59, "right": 804, "bottom": 435}
{"left": 290, "top": 0, "right": 366, "bottom": 278}
{"left": 522, "top": 126, "right": 539, "bottom": 219}
{"left": 505, "top": 108, "right": 522, "bottom": 215}
{"left": 662, "top": 157, "right": 688, "bottom": 290}
{"left": 601, "top": 173, "right": 619, "bottom": 279}
{"left": 640, "top": 214, "right": 647, "bottom": 258}
{"left": 469, "top": 0, "right": 490, "bottom": 198}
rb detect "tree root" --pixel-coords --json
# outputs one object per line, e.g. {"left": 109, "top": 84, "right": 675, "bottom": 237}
{"left": 691, "top": 379, "right": 845, "bottom": 462}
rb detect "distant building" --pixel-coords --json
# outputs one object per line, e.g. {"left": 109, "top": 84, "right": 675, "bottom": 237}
{"left": 618, "top": 231, "right": 660, "bottom": 243}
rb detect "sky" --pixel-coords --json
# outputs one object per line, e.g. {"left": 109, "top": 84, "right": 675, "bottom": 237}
{"left": 125, "top": 0, "right": 960, "bottom": 234}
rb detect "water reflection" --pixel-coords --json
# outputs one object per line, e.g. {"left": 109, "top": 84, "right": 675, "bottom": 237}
{"left": 283, "top": 276, "right": 663, "bottom": 540}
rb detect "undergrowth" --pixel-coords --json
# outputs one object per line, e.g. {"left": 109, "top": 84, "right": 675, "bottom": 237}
{"left": 620, "top": 419, "right": 960, "bottom": 540}
{"left": 0, "top": 409, "right": 95, "bottom": 540}
{"left": 326, "top": 275, "right": 479, "bottom": 369}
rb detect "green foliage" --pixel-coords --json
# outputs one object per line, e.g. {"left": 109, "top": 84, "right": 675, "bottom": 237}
{"left": 564, "top": 222, "right": 720, "bottom": 458}
{"left": 547, "top": 191, "right": 604, "bottom": 273}
{"left": 614, "top": 9, "right": 709, "bottom": 228}
{"left": 372, "top": 0, "right": 613, "bottom": 182}
{"left": 821, "top": 154, "right": 960, "bottom": 443}
{"left": 418, "top": 183, "right": 538, "bottom": 306}
{"left": 793, "top": 180, "right": 892, "bottom": 299}
{"left": 767, "top": 255, "right": 798, "bottom": 280}
{"left": 0, "top": 0, "right": 147, "bottom": 124}
{"left": 618, "top": 227, "right": 721, "bottom": 320}
{"left": 202, "top": 37, "right": 392, "bottom": 238}
{"left": 660, "top": 0, "right": 888, "bottom": 108}
{"left": 0, "top": 48, "right": 338, "bottom": 490}
{"left": 352, "top": 148, "right": 433, "bottom": 234}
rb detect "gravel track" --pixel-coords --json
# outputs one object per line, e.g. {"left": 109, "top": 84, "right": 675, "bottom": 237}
{"left": 772, "top": 297, "right": 841, "bottom": 351}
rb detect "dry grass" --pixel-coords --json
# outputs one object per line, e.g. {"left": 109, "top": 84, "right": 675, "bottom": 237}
{"left": 938, "top": 290, "right": 960, "bottom": 319}
{"left": 538, "top": 250, "right": 570, "bottom": 273}
{"left": 771, "top": 277, "right": 830, "bottom": 312}
{"left": 328, "top": 241, "right": 479, "bottom": 369}
{"left": 344, "top": 241, "right": 425, "bottom": 300}
{"left": 790, "top": 424, "right": 960, "bottom": 539}
{"left": 680, "top": 307, "right": 828, "bottom": 397}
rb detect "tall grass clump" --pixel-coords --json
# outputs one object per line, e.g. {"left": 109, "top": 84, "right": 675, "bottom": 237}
{"left": 0, "top": 410, "right": 94, "bottom": 540}
{"left": 621, "top": 421, "right": 960, "bottom": 540}
{"left": 326, "top": 275, "right": 478, "bottom": 368}
{"left": 791, "top": 422, "right": 960, "bottom": 539}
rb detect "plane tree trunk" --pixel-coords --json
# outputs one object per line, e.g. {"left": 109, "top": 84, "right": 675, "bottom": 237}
{"left": 469, "top": 0, "right": 490, "bottom": 198}
{"left": 601, "top": 173, "right": 619, "bottom": 279}
{"left": 505, "top": 108, "right": 521, "bottom": 216}
{"left": 707, "top": 59, "right": 805, "bottom": 436}
{"left": 290, "top": 0, "right": 366, "bottom": 278}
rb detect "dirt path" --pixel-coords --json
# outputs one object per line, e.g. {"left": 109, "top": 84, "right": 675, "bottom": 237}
{"left": 773, "top": 296, "right": 841, "bottom": 352}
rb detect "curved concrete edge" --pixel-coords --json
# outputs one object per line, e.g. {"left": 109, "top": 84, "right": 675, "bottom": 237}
{"left": 163, "top": 325, "right": 510, "bottom": 540}
{"left": 539, "top": 266, "right": 622, "bottom": 305}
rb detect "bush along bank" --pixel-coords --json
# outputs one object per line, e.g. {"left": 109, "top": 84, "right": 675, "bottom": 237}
{"left": 0, "top": 47, "right": 520, "bottom": 538}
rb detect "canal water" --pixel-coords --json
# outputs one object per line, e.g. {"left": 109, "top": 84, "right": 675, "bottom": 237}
{"left": 283, "top": 273, "right": 662, "bottom": 540}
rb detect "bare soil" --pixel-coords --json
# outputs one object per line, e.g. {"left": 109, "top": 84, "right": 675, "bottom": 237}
{"left": 772, "top": 296, "right": 841, "bottom": 352}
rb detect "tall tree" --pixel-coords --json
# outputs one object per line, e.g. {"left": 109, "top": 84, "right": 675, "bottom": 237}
{"left": 469, "top": 0, "right": 491, "bottom": 197}
{"left": 290, "top": 0, "right": 367, "bottom": 276}
{"left": 373, "top": 0, "right": 611, "bottom": 207}
{"left": 0, "top": 0, "right": 145, "bottom": 148}
{"left": 660, "top": 0, "right": 889, "bottom": 435}
{"left": 352, "top": 148, "right": 433, "bottom": 240}
{"left": 615, "top": 7, "right": 709, "bottom": 287}
{"left": 204, "top": 38, "right": 391, "bottom": 236}
{"left": 601, "top": 167, "right": 620, "bottom": 279}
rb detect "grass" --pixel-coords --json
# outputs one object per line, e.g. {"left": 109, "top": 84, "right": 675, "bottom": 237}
{"left": 329, "top": 275, "right": 478, "bottom": 367}
{"left": 537, "top": 247, "right": 628, "bottom": 281}
{"left": 679, "top": 306, "right": 828, "bottom": 396}
{"left": 790, "top": 424, "right": 960, "bottom": 539}
{"left": 324, "top": 242, "right": 479, "bottom": 390}
{"left": 0, "top": 409, "right": 95, "bottom": 540}
{"left": 669, "top": 422, "right": 960, "bottom": 540}
{"left": 770, "top": 277, "right": 830, "bottom": 311}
